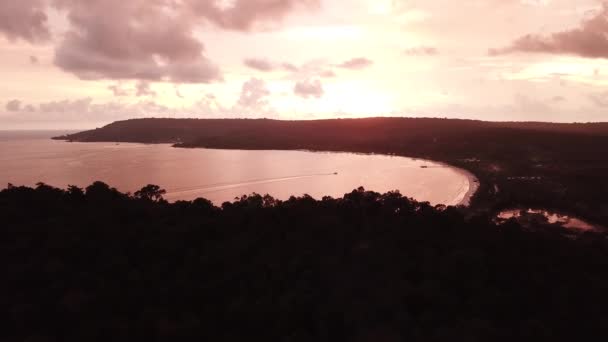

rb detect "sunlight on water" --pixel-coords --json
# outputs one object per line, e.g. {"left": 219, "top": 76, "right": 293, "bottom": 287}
{"left": 0, "top": 131, "right": 476, "bottom": 205}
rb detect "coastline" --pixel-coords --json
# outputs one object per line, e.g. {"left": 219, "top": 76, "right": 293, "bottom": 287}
{"left": 456, "top": 167, "right": 480, "bottom": 207}
{"left": 52, "top": 137, "right": 482, "bottom": 207}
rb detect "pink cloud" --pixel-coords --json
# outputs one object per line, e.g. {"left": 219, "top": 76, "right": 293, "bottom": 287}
{"left": 294, "top": 79, "right": 323, "bottom": 98}
{"left": 53, "top": 0, "right": 221, "bottom": 83}
{"left": 2, "top": 1, "right": 319, "bottom": 84}
{"left": 244, "top": 58, "right": 275, "bottom": 72}
{"left": 238, "top": 78, "right": 270, "bottom": 107}
{"left": 135, "top": 81, "right": 156, "bottom": 97}
{"left": 39, "top": 98, "right": 92, "bottom": 113}
{"left": 108, "top": 84, "right": 129, "bottom": 97}
{"left": 186, "top": 0, "right": 321, "bottom": 31}
{"left": 0, "top": 0, "right": 50, "bottom": 43}
{"left": 319, "top": 70, "right": 336, "bottom": 78}
{"left": 282, "top": 63, "right": 300, "bottom": 72}
{"left": 337, "top": 57, "right": 373, "bottom": 70}
{"left": 490, "top": 4, "right": 608, "bottom": 58}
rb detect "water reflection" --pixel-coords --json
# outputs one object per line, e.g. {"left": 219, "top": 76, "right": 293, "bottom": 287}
{"left": 0, "top": 132, "right": 477, "bottom": 206}
{"left": 497, "top": 209, "right": 600, "bottom": 231}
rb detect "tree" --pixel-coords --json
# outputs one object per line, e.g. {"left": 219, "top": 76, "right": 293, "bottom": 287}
{"left": 134, "top": 184, "right": 166, "bottom": 202}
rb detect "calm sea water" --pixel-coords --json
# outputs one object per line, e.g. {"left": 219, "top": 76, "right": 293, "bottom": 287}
{"left": 0, "top": 131, "right": 475, "bottom": 205}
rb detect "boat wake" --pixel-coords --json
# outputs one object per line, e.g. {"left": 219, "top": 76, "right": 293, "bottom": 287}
{"left": 164, "top": 172, "right": 338, "bottom": 199}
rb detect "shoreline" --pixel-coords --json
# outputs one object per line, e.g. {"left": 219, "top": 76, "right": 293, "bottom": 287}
{"left": 51, "top": 138, "right": 482, "bottom": 207}
{"left": 455, "top": 167, "right": 480, "bottom": 207}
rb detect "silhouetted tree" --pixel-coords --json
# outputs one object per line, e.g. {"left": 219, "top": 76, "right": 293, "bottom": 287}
{"left": 1, "top": 182, "right": 608, "bottom": 341}
{"left": 134, "top": 184, "right": 166, "bottom": 202}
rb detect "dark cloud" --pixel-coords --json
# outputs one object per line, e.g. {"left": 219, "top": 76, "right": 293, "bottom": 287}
{"left": 490, "top": 4, "right": 608, "bottom": 58}
{"left": 244, "top": 58, "right": 275, "bottom": 72}
{"left": 5, "top": 99, "right": 22, "bottom": 112}
{"left": 337, "top": 57, "right": 373, "bottom": 70}
{"left": 135, "top": 81, "right": 156, "bottom": 97}
{"left": 0, "top": 0, "right": 50, "bottom": 43}
{"left": 238, "top": 78, "right": 270, "bottom": 107}
{"left": 294, "top": 79, "right": 323, "bottom": 99}
{"left": 403, "top": 46, "right": 439, "bottom": 56}
{"left": 53, "top": 0, "right": 222, "bottom": 83}
{"left": 3, "top": 1, "right": 318, "bottom": 83}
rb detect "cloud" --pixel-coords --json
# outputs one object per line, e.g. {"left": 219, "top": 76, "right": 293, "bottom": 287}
{"left": 337, "top": 57, "right": 373, "bottom": 70}
{"left": 5, "top": 99, "right": 22, "bottom": 112}
{"left": 0, "top": 97, "right": 181, "bottom": 129}
{"left": 29, "top": 55, "right": 39, "bottom": 64}
{"left": 39, "top": 98, "right": 93, "bottom": 113}
{"left": 490, "top": 4, "right": 608, "bottom": 58}
{"left": 281, "top": 60, "right": 339, "bottom": 79}
{"left": 282, "top": 63, "right": 300, "bottom": 72}
{"left": 244, "top": 58, "right": 275, "bottom": 72}
{"left": 403, "top": 46, "right": 439, "bottom": 56}
{"left": 2, "top": 1, "right": 319, "bottom": 84}
{"left": 0, "top": 0, "right": 50, "bottom": 43}
{"left": 135, "top": 81, "right": 156, "bottom": 97}
{"left": 52, "top": 0, "right": 222, "bottom": 83}
{"left": 108, "top": 84, "right": 129, "bottom": 97}
{"left": 35, "top": 97, "right": 167, "bottom": 116}
{"left": 186, "top": 0, "right": 321, "bottom": 31}
{"left": 319, "top": 70, "right": 336, "bottom": 78}
{"left": 49, "top": 0, "right": 318, "bottom": 83}
{"left": 294, "top": 79, "right": 323, "bottom": 98}
{"left": 589, "top": 92, "right": 608, "bottom": 107}
{"left": 238, "top": 78, "right": 271, "bottom": 107}
{"left": 244, "top": 58, "right": 337, "bottom": 78}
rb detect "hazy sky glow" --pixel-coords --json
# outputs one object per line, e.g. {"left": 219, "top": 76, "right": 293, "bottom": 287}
{"left": 1, "top": 0, "right": 608, "bottom": 128}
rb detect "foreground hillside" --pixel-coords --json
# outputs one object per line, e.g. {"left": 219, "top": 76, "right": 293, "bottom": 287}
{"left": 56, "top": 118, "right": 608, "bottom": 226}
{"left": 3, "top": 182, "right": 608, "bottom": 341}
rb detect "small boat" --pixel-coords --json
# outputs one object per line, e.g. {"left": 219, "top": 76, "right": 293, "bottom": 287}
{"left": 333, "top": 172, "right": 338, "bottom": 175}
{"left": 420, "top": 165, "right": 429, "bottom": 169}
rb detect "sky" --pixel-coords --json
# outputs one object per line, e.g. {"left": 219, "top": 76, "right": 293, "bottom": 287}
{"left": 1, "top": 0, "right": 608, "bottom": 129}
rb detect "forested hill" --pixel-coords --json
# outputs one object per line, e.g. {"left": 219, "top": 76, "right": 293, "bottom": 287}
{"left": 3, "top": 182, "right": 608, "bottom": 340}
{"left": 55, "top": 118, "right": 608, "bottom": 153}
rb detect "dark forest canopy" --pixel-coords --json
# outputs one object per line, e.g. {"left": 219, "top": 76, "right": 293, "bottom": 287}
{"left": 54, "top": 117, "right": 608, "bottom": 227}
{"left": 3, "top": 182, "right": 608, "bottom": 341}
